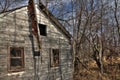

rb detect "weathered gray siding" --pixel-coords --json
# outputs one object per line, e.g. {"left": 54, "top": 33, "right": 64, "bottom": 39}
{"left": 0, "top": 5, "right": 72, "bottom": 80}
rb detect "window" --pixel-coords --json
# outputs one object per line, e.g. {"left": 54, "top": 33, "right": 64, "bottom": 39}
{"left": 50, "top": 49, "right": 59, "bottom": 67}
{"left": 38, "top": 24, "right": 47, "bottom": 36}
{"left": 8, "top": 47, "right": 24, "bottom": 72}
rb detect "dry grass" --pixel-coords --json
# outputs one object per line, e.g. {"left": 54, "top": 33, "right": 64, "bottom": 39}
{"left": 74, "top": 56, "right": 120, "bottom": 80}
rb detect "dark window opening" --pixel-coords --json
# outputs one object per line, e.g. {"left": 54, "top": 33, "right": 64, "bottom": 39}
{"left": 38, "top": 24, "right": 47, "bottom": 36}
{"left": 51, "top": 49, "right": 59, "bottom": 67}
{"left": 8, "top": 47, "right": 24, "bottom": 72}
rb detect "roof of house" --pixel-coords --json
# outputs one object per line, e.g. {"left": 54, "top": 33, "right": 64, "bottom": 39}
{"left": 0, "top": 2, "right": 72, "bottom": 41}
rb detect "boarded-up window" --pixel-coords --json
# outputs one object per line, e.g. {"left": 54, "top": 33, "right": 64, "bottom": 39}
{"left": 8, "top": 47, "right": 24, "bottom": 72}
{"left": 38, "top": 24, "right": 47, "bottom": 36}
{"left": 50, "top": 49, "right": 59, "bottom": 67}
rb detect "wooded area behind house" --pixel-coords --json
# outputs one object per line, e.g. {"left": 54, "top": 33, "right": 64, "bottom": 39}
{"left": 46, "top": 0, "right": 120, "bottom": 80}
{"left": 0, "top": 0, "right": 120, "bottom": 80}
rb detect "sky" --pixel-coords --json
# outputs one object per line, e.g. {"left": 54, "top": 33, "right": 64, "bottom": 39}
{"left": 0, "top": 0, "right": 72, "bottom": 11}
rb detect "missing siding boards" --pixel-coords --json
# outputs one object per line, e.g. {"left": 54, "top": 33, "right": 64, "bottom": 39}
{"left": 38, "top": 24, "right": 47, "bottom": 36}
{"left": 34, "top": 51, "right": 40, "bottom": 56}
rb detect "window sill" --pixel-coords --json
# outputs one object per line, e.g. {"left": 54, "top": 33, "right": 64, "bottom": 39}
{"left": 7, "top": 71, "right": 25, "bottom": 76}
{"left": 51, "top": 66, "right": 59, "bottom": 69}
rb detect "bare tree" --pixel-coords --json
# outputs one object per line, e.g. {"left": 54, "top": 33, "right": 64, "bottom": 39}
{"left": 1, "top": 0, "right": 120, "bottom": 79}
{"left": 114, "top": 0, "right": 120, "bottom": 44}
{"left": 0, "top": 0, "right": 26, "bottom": 13}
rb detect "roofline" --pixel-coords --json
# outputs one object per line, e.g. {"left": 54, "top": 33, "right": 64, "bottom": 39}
{"left": 0, "top": 3, "right": 72, "bottom": 41}
{"left": 0, "top": 5, "right": 28, "bottom": 14}
{"left": 38, "top": 2, "right": 72, "bottom": 40}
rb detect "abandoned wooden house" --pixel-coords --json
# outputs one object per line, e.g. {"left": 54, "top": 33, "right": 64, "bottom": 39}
{"left": 0, "top": 1, "right": 72, "bottom": 80}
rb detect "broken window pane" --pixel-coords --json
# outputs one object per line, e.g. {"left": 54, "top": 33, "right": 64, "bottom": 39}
{"left": 51, "top": 49, "right": 59, "bottom": 67}
{"left": 9, "top": 47, "right": 24, "bottom": 72}
{"left": 38, "top": 24, "right": 47, "bottom": 36}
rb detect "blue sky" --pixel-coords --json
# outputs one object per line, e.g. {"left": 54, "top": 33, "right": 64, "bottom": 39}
{"left": 0, "top": 0, "right": 72, "bottom": 12}
{"left": 0, "top": 0, "right": 28, "bottom": 11}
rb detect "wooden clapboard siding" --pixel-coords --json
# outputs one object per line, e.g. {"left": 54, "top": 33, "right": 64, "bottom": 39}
{"left": 0, "top": 4, "right": 72, "bottom": 80}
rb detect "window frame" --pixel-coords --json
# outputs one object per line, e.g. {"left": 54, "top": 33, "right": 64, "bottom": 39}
{"left": 8, "top": 47, "right": 25, "bottom": 72}
{"left": 50, "top": 48, "right": 59, "bottom": 67}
